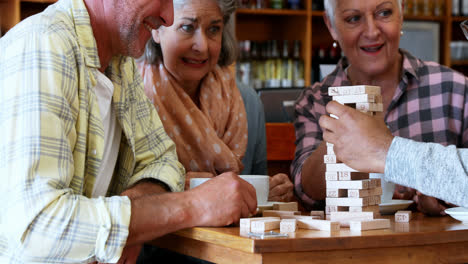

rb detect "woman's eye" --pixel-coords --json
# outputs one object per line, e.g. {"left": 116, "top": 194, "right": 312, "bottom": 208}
{"left": 181, "top": 24, "right": 194, "bottom": 33}
{"left": 346, "top": 15, "right": 360, "bottom": 23}
{"left": 209, "top": 26, "right": 221, "bottom": 35}
{"left": 378, "top": 9, "right": 393, "bottom": 17}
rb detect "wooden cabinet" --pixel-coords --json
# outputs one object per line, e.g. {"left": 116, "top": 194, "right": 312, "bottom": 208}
{"left": 235, "top": 0, "right": 468, "bottom": 86}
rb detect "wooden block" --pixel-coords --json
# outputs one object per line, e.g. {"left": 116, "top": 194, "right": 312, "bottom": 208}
{"left": 370, "top": 178, "right": 381, "bottom": 187}
{"left": 326, "top": 188, "right": 348, "bottom": 198}
{"left": 349, "top": 219, "right": 391, "bottom": 231}
{"left": 325, "top": 205, "right": 348, "bottom": 214}
{"left": 395, "top": 210, "right": 413, "bottom": 223}
{"left": 326, "top": 197, "right": 369, "bottom": 206}
{"left": 324, "top": 154, "right": 337, "bottom": 164}
{"left": 325, "top": 171, "right": 338, "bottom": 181}
{"left": 356, "top": 102, "right": 383, "bottom": 112}
{"left": 239, "top": 217, "right": 280, "bottom": 233}
{"left": 349, "top": 205, "right": 380, "bottom": 213}
{"left": 251, "top": 219, "right": 281, "bottom": 233}
{"left": 327, "top": 145, "right": 335, "bottom": 155}
{"left": 333, "top": 94, "right": 377, "bottom": 104}
{"left": 328, "top": 85, "right": 381, "bottom": 96}
{"left": 368, "top": 187, "right": 383, "bottom": 196}
{"left": 326, "top": 142, "right": 334, "bottom": 147}
{"left": 338, "top": 172, "right": 369, "bottom": 181}
{"left": 297, "top": 219, "right": 340, "bottom": 231}
{"left": 348, "top": 189, "right": 369, "bottom": 198}
{"left": 325, "top": 163, "right": 357, "bottom": 172}
{"left": 358, "top": 110, "right": 375, "bottom": 116}
{"left": 263, "top": 210, "right": 301, "bottom": 217}
{"left": 280, "top": 219, "right": 297, "bottom": 233}
{"left": 326, "top": 163, "right": 358, "bottom": 172}
{"left": 281, "top": 215, "right": 321, "bottom": 221}
{"left": 272, "top": 202, "right": 298, "bottom": 211}
{"left": 368, "top": 178, "right": 377, "bottom": 189}
{"left": 330, "top": 211, "right": 376, "bottom": 227}
{"left": 326, "top": 180, "right": 369, "bottom": 190}
{"left": 367, "top": 195, "right": 381, "bottom": 206}
{"left": 310, "top": 211, "right": 325, "bottom": 220}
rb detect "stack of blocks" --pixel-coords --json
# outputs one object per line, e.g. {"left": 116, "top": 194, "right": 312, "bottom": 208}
{"left": 324, "top": 85, "right": 390, "bottom": 230}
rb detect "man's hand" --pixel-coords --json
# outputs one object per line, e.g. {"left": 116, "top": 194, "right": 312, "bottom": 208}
{"left": 188, "top": 172, "right": 257, "bottom": 227}
{"left": 268, "top": 173, "right": 294, "bottom": 202}
{"left": 184, "top": 171, "right": 214, "bottom": 190}
{"left": 414, "top": 191, "right": 449, "bottom": 216}
{"left": 318, "top": 101, "right": 394, "bottom": 173}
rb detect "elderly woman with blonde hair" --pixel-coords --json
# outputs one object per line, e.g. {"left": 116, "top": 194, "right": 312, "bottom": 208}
{"left": 292, "top": 0, "right": 468, "bottom": 215}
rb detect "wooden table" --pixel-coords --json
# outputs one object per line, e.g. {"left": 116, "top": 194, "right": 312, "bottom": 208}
{"left": 150, "top": 213, "right": 468, "bottom": 263}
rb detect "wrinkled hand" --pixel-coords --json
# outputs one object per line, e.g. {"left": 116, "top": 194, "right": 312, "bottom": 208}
{"left": 188, "top": 172, "right": 257, "bottom": 227}
{"left": 184, "top": 171, "right": 214, "bottom": 190}
{"left": 319, "top": 101, "right": 394, "bottom": 173}
{"left": 393, "top": 185, "right": 416, "bottom": 200}
{"left": 268, "top": 173, "right": 294, "bottom": 202}
{"left": 414, "top": 191, "right": 449, "bottom": 216}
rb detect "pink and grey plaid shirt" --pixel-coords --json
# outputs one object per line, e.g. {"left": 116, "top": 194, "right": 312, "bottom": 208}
{"left": 291, "top": 49, "right": 468, "bottom": 210}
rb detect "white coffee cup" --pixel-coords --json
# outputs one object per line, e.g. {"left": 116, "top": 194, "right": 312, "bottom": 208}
{"left": 189, "top": 175, "right": 269, "bottom": 205}
{"left": 369, "top": 173, "right": 395, "bottom": 203}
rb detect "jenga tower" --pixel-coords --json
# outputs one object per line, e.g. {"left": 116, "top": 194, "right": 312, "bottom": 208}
{"left": 324, "top": 85, "right": 387, "bottom": 227}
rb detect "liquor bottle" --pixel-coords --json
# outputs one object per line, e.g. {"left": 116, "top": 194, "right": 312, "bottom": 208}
{"left": 271, "top": 40, "right": 282, "bottom": 88}
{"left": 281, "top": 40, "right": 293, "bottom": 87}
{"left": 238, "top": 40, "right": 252, "bottom": 87}
{"left": 251, "top": 41, "right": 264, "bottom": 89}
{"left": 292, "top": 40, "right": 304, "bottom": 87}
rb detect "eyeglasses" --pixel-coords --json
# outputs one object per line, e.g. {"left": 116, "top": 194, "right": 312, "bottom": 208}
{"left": 461, "top": 20, "right": 468, "bottom": 40}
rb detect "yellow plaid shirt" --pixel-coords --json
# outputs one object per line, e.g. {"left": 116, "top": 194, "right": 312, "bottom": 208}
{"left": 0, "top": 0, "right": 185, "bottom": 262}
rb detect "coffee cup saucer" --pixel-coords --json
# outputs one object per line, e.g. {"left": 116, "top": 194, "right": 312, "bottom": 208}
{"left": 379, "top": 199, "right": 413, "bottom": 215}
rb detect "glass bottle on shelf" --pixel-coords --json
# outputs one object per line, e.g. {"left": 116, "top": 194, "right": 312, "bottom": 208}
{"left": 292, "top": 40, "right": 304, "bottom": 87}
{"left": 238, "top": 40, "right": 252, "bottom": 88}
{"left": 271, "top": 40, "right": 282, "bottom": 88}
{"left": 281, "top": 40, "right": 293, "bottom": 87}
{"left": 270, "top": 0, "right": 283, "bottom": 9}
{"left": 252, "top": 41, "right": 264, "bottom": 89}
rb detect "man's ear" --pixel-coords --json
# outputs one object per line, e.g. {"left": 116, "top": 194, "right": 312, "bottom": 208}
{"left": 323, "top": 13, "right": 338, "bottom": 41}
{"left": 152, "top": 29, "right": 161, "bottom": 44}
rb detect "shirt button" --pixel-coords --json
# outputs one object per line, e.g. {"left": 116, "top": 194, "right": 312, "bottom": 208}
{"left": 92, "top": 149, "right": 97, "bottom": 155}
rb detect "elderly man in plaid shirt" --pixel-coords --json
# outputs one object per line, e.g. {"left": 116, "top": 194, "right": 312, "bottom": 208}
{"left": 291, "top": 0, "right": 468, "bottom": 215}
{"left": 0, "top": 0, "right": 257, "bottom": 263}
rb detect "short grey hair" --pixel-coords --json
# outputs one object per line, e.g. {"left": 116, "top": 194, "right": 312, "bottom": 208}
{"left": 143, "top": 0, "right": 238, "bottom": 66}
{"left": 324, "top": 0, "right": 402, "bottom": 28}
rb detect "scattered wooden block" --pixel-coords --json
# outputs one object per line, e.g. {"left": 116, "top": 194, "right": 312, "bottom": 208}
{"left": 326, "top": 163, "right": 358, "bottom": 172}
{"left": 326, "top": 188, "right": 348, "bottom": 198}
{"left": 326, "top": 197, "right": 369, "bottom": 207}
{"left": 272, "top": 202, "right": 298, "bottom": 211}
{"left": 333, "top": 94, "right": 377, "bottom": 104}
{"left": 297, "top": 219, "right": 340, "bottom": 231}
{"left": 239, "top": 217, "right": 280, "bottom": 233}
{"left": 395, "top": 210, "right": 413, "bottom": 223}
{"left": 326, "top": 180, "right": 369, "bottom": 190}
{"left": 349, "top": 219, "right": 390, "bottom": 231}
{"left": 263, "top": 210, "right": 301, "bottom": 217}
{"left": 338, "top": 172, "right": 369, "bottom": 181}
{"left": 280, "top": 219, "right": 297, "bottom": 233}
{"left": 325, "top": 205, "right": 348, "bottom": 215}
{"left": 330, "top": 211, "right": 376, "bottom": 227}
{"left": 328, "top": 85, "right": 381, "bottom": 96}
{"left": 281, "top": 215, "right": 321, "bottom": 221}
{"left": 251, "top": 219, "right": 281, "bottom": 233}
{"left": 324, "top": 154, "right": 337, "bottom": 164}
{"left": 310, "top": 211, "right": 325, "bottom": 220}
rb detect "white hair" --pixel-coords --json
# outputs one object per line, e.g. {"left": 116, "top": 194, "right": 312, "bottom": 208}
{"left": 324, "top": 0, "right": 403, "bottom": 28}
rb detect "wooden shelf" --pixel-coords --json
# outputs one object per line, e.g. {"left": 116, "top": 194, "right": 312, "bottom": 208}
{"left": 451, "top": 60, "right": 468, "bottom": 66}
{"left": 404, "top": 15, "right": 447, "bottom": 22}
{"left": 21, "top": 0, "right": 56, "bottom": 3}
{"left": 237, "top": 8, "right": 308, "bottom": 16}
{"left": 452, "top": 16, "right": 468, "bottom": 22}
